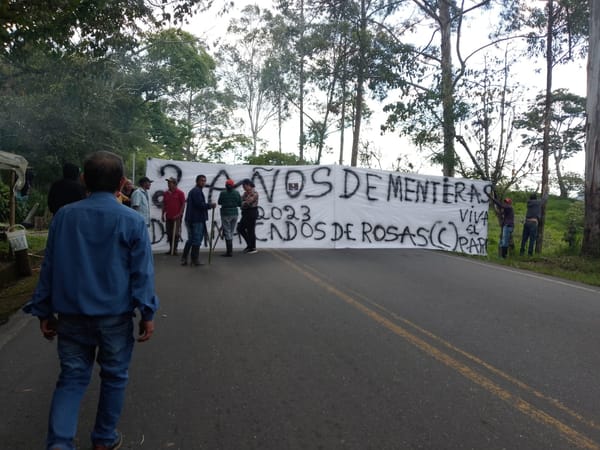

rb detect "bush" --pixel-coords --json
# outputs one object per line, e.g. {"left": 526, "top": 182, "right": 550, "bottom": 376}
{"left": 0, "top": 181, "right": 30, "bottom": 224}
{"left": 562, "top": 201, "right": 584, "bottom": 251}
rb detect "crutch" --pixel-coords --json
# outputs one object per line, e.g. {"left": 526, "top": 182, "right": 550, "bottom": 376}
{"left": 211, "top": 223, "right": 223, "bottom": 253}
{"left": 170, "top": 219, "right": 178, "bottom": 256}
{"left": 208, "top": 208, "right": 215, "bottom": 264}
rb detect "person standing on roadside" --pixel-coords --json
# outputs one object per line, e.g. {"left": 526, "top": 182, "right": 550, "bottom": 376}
{"left": 130, "top": 176, "right": 153, "bottom": 230}
{"left": 117, "top": 178, "right": 135, "bottom": 207}
{"left": 47, "top": 163, "right": 86, "bottom": 215}
{"left": 161, "top": 177, "right": 186, "bottom": 255}
{"left": 489, "top": 194, "right": 514, "bottom": 259}
{"left": 519, "top": 191, "right": 549, "bottom": 256}
{"left": 23, "top": 150, "right": 159, "bottom": 450}
{"left": 218, "top": 179, "right": 242, "bottom": 257}
{"left": 238, "top": 178, "right": 259, "bottom": 254}
{"left": 181, "top": 174, "right": 215, "bottom": 266}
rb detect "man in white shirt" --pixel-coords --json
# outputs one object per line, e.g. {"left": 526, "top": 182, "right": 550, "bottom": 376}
{"left": 130, "top": 176, "right": 153, "bottom": 228}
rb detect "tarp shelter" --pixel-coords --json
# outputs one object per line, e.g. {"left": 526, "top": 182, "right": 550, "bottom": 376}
{"left": 0, "top": 151, "right": 29, "bottom": 227}
{"left": 0, "top": 150, "right": 28, "bottom": 193}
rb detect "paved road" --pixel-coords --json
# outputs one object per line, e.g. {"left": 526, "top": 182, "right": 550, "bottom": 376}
{"left": 2, "top": 249, "right": 600, "bottom": 450}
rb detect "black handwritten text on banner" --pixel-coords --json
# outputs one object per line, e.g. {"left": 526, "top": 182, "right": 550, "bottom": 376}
{"left": 146, "top": 159, "right": 492, "bottom": 255}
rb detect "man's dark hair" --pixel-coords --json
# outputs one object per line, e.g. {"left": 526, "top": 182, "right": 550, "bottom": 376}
{"left": 530, "top": 193, "right": 537, "bottom": 200}
{"left": 83, "top": 151, "right": 124, "bottom": 193}
{"left": 196, "top": 174, "right": 206, "bottom": 183}
{"left": 62, "top": 163, "right": 80, "bottom": 180}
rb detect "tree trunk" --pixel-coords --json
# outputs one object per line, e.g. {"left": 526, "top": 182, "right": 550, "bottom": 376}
{"left": 339, "top": 78, "right": 346, "bottom": 165}
{"left": 298, "top": 0, "right": 305, "bottom": 162}
{"left": 440, "top": 0, "right": 456, "bottom": 177}
{"left": 350, "top": 0, "right": 367, "bottom": 167}
{"left": 582, "top": 0, "right": 600, "bottom": 256}
{"left": 536, "top": 0, "right": 554, "bottom": 254}
{"left": 278, "top": 96, "right": 283, "bottom": 153}
{"left": 554, "top": 154, "right": 568, "bottom": 198}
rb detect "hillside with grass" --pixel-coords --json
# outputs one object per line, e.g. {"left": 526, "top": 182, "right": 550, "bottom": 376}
{"left": 486, "top": 194, "right": 599, "bottom": 286}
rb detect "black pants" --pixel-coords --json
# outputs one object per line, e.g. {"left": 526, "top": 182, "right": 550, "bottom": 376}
{"left": 238, "top": 208, "right": 258, "bottom": 250}
{"left": 520, "top": 220, "right": 538, "bottom": 255}
{"left": 165, "top": 218, "right": 181, "bottom": 252}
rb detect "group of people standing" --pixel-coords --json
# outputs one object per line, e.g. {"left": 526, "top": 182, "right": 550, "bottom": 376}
{"left": 161, "top": 175, "right": 259, "bottom": 266}
{"left": 490, "top": 191, "right": 549, "bottom": 258}
{"left": 47, "top": 163, "right": 261, "bottom": 266}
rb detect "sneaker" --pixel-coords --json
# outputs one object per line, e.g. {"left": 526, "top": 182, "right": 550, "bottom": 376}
{"left": 180, "top": 259, "right": 188, "bottom": 266}
{"left": 247, "top": 249, "right": 258, "bottom": 254}
{"left": 93, "top": 431, "right": 123, "bottom": 450}
{"left": 243, "top": 247, "right": 250, "bottom": 253}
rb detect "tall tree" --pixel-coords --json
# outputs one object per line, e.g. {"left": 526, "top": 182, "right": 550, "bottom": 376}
{"left": 412, "top": 0, "right": 493, "bottom": 177}
{"left": 274, "top": 0, "right": 310, "bottom": 160}
{"left": 454, "top": 50, "right": 537, "bottom": 190}
{"left": 140, "top": 29, "right": 225, "bottom": 160}
{"left": 277, "top": 0, "right": 412, "bottom": 166}
{"left": 501, "top": 0, "right": 589, "bottom": 251}
{"left": 382, "top": 0, "right": 495, "bottom": 176}
{"left": 514, "top": 89, "right": 586, "bottom": 198}
{"left": 218, "top": 5, "right": 279, "bottom": 157}
{"left": 582, "top": 0, "right": 600, "bottom": 257}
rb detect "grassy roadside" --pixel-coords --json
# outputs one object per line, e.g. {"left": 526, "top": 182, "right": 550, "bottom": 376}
{"left": 0, "top": 233, "right": 45, "bottom": 324}
{"left": 0, "top": 196, "right": 598, "bottom": 324}
{"left": 0, "top": 270, "right": 40, "bottom": 324}
{"left": 484, "top": 195, "right": 600, "bottom": 287}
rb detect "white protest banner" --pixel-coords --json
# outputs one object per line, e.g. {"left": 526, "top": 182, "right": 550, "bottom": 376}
{"left": 145, "top": 158, "right": 493, "bottom": 255}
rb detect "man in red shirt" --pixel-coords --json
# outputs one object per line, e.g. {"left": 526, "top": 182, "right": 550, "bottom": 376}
{"left": 162, "top": 177, "right": 186, "bottom": 255}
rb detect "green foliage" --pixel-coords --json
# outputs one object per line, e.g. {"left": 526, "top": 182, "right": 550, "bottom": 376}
{"left": 0, "top": 182, "right": 9, "bottom": 223}
{"left": 0, "top": 1, "right": 154, "bottom": 59}
{"left": 0, "top": 181, "right": 29, "bottom": 224}
{"left": 246, "top": 151, "right": 310, "bottom": 166}
{"left": 562, "top": 200, "right": 584, "bottom": 249}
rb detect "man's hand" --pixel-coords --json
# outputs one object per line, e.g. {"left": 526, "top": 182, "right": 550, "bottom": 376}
{"left": 137, "top": 319, "right": 155, "bottom": 342}
{"left": 40, "top": 316, "right": 58, "bottom": 341}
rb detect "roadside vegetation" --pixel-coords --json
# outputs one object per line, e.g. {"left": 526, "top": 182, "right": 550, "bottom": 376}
{"left": 485, "top": 194, "right": 599, "bottom": 286}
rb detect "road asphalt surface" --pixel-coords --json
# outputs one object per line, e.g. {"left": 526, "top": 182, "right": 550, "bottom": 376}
{"left": 1, "top": 248, "right": 600, "bottom": 450}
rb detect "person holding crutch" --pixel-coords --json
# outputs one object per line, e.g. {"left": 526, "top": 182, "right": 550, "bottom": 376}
{"left": 181, "top": 174, "right": 215, "bottom": 266}
{"left": 218, "top": 178, "right": 242, "bottom": 257}
{"left": 162, "top": 177, "right": 185, "bottom": 255}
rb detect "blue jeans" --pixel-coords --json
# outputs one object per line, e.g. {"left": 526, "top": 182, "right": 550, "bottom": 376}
{"left": 185, "top": 220, "right": 205, "bottom": 246}
{"left": 500, "top": 225, "right": 513, "bottom": 248}
{"left": 46, "top": 315, "right": 134, "bottom": 450}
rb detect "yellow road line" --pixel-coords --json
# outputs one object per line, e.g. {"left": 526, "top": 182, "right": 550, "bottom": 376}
{"left": 270, "top": 250, "right": 600, "bottom": 450}
{"left": 352, "top": 288, "right": 600, "bottom": 432}
{"left": 273, "top": 249, "right": 600, "bottom": 432}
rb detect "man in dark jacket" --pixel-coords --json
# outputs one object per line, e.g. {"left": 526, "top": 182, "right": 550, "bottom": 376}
{"left": 519, "top": 191, "right": 549, "bottom": 256}
{"left": 218, "top": 178, "right": 242, "bottom": 257}
{"left": 47, "top": 163, "right": 86, "bottom": 214}
{"left": 181, "top": 174, "right": 215, "bottom": 266}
